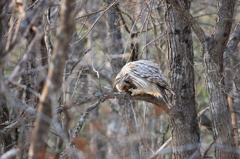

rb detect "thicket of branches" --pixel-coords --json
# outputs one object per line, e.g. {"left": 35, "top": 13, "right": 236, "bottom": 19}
{"left": 0, "top": 0, "right": 240, "bottom": 159}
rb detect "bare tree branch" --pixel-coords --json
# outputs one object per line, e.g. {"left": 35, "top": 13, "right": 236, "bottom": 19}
{"left": 59, "top": 97, "right": 106, "bottom": 158}
{"left": 8, "top": 28, "right": 44, "bottom": 81}
{"left": 224, "top": 20, "right": 240, "bottom": 61}
{"left": 72, "top": 97, "right": 106, "bottom": 143}
{"left": 0, "top": 91, "right": 170, "bottom": 139}
{"left": 70, "top": 0, "right": 119, "bottom": 46}
{"left": 0, "top": 148, "right": 21, "bottom": 159}
{"left": 148, "top": 137, "right": 172, "bottom": 159}
{"left": 5, "top": 0, "right": 54, "bottom": 54}
{"left": 0, "top": 116, "right": 35, "bottom": 137}
{"left": 213, "top": 0, "right": 235, "bottom": 45}
{"left": 167, "top": 0, "right": 238, "bottom": 158}
{"left": 59, "top": 90, "right": 172, "bottom": 158}
{"left": 166, "top": 0, "right": 206, "bottom": 43}
{"left": 28, "top": 0, "right": 76, "bottom": 158}
{"left": 203, "top": 140, "right": 215, "bottom": 158}
{"left": 198, "top": 107, "right": 210, "bottom": 118}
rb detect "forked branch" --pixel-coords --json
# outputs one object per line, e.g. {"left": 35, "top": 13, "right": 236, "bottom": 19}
{"left": 166, "top": 0, "right": 206, "bottom": 44}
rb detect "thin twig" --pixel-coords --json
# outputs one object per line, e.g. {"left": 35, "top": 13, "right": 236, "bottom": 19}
{"left": 70, "top": 0, "right": 119, "bottom": 46}
{"left": 224, "top": 20, "right": 240, "bottom": 62}
{"left": 0, "top": 148, "right": 21, "bottom": 159}
{"left": 198, "top": 107, "right": 210, "bottom": 118}
{"left": 59, "top": 96, "right": 106, "bottom": 158}
{"left": 203, "top": 140, "right": 215, "bottom": 157}
{"left": 148, "top": 137, "right": 172, "bottom": 159}
{"left": 0, "top": 91, "right": 170, "bottom": 138}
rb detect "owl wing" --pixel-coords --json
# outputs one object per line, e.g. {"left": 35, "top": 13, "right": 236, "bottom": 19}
{"left": 114, "top": 63, "right": 131, "bottom": 86}
{"left": 130, "top": 60, "right": 170, "bottom": 90}
{"left": 129, "top": 61, "right": 173, "bottom": 106}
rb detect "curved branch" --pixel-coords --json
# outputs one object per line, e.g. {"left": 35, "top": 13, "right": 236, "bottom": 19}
{"left": 71, "top": 96, "right": 106, "bottom": 145}
{"left": 0, "top": 91, "right": 173, "bottom": 147}
{"left": 74, "top": 91, "right": 172, "bottom": 114}
{"left": 60, "top": 91, "right": 173, "bottom": 158}
{"left": 224, "top": 20, "right": 240, "bottom": 61}
{"left": 148, "top": 137, "right": 172, "bottom": 159}
{"left": 213, "top": 0, "right": 235, "bottom": 43}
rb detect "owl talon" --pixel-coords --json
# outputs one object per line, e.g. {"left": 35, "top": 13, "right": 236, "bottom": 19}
{"left": 129, "top": 88, "right": 144, "bottom": 96}
{"left": 129, "top": 88, "right": 136, "bottom": 96}
{"left": 129, "top": 88, "right": 135, "bottom": 96}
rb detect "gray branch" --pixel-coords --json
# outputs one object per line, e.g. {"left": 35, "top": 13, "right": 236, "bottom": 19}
{"left": 224, "top": 20, "right": 240, "bottom": 60}
{"left": 166, "top": 0, "right": 206, "bottom": 44}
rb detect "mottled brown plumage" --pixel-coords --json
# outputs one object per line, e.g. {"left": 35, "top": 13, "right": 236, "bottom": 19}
{"left": 114, "top": 60, "right": 174, "bottom": 105}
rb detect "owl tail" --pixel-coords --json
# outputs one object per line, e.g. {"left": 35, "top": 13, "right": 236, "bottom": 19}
{"left": 157, "top": 86, "right": 172, "bottom": 107}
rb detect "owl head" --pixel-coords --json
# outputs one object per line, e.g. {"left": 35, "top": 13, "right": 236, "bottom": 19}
{"left": 115, "top": 80, "right": 131, "bottom": 92}
{"left": 114, "top": 73, "right": 135, "bottom": 92}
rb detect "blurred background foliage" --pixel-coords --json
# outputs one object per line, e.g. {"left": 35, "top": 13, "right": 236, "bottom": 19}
{"left": 1, "top": 0, "right": 240, "bottom": 158}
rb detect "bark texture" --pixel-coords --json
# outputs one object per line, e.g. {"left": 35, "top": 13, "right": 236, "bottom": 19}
{"left": 203, "top": 41, "right": 237, "bottom": 158}
{"left": 202, "top": 1, "right": 238, "bottom": 158}
{"left": 105, "top": 1, "right": 127, "bottom": 159}
{"left": 165, "top": 0, "right": 200, "bottom": 158}
{"left": 105, "top": 1, "right": 141, "bottom": 158}
{"left": 0, "top": 0, "right": 12, "bottom": 153}
{"left": 28, "top": 0, "right": 76, "bottom": 158}
{"left": 105, "top": 1, "right": 125, "bottom": 77}
{"left": 166, "top": 0, "right": 238, "bottom": 158}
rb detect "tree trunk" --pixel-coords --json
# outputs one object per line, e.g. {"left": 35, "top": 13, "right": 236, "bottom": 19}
{"left": 28, "top": 0, "right": 75, "bottom": 158}
{"left": 166, "top": 0, "right": 238, "bottom": 158}
{"left": 0, "top": 0, "right": 12, "bottom": 153}
{"left": 165, "top": 1, "right": 200, "bottom": 158}
{"left": 0, "top": 69, "right": 12, "bottom": 153}
{"left": 202, "top": 39, "right": 237, "bottom": 158}
{"left": 105, "top": 1, "right": 127, "bottom": 159}
{"left": 105, "top": 1, "right": 125, "bottom": 77}
{"left": 201, "top": 0, "right": 238, "bottom": 158}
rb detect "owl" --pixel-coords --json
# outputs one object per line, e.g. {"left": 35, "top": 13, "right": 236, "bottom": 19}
{"left": 114, "top": 60, "right": 174, "bottom": 106}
